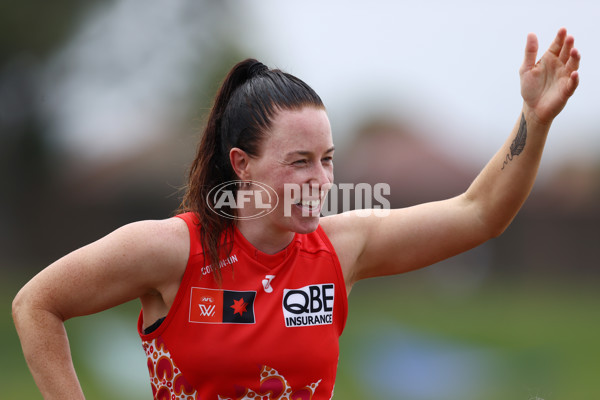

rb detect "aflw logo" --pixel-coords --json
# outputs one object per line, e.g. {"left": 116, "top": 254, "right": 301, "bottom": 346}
{"left": 198, "top": 304, "right": 216, "bottom": 317}
{"left": 282, "top": 284, "right": 334, "bottom": 327}
{"left": 189, "top": 287, "right": 256, "bottom": 324}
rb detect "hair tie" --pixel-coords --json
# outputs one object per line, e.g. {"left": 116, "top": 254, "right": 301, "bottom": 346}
{"left": 247, "top": 61, "right": 269, "bottom": 78}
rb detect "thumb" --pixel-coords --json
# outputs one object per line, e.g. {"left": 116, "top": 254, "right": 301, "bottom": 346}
{"left": 520, "top": 33, "right": 539, "bottom": 73}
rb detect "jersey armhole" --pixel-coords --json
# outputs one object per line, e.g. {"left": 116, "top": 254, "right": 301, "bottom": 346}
{"left": 316, "top": 224, "right": 349, "bottom": 336}
{"left": 137, "top": 213, "right": 200, "bottom": 340}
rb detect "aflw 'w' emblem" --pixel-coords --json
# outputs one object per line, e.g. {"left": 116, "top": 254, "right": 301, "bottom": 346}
{"left": 198, "top": 304, "right": 216, "bottom": 317}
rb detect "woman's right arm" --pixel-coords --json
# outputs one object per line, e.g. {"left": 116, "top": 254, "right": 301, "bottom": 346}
{"left": 11, "top": 218, "right": 189, "bottom": 399}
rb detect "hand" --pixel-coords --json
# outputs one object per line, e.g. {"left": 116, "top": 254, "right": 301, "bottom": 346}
{"left": 519, "top": 28, "right": 580, "bottom": 126}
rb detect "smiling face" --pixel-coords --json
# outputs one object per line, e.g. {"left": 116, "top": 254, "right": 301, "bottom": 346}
{"left": 234, "top": 106, "right": 334, "bottom": 237}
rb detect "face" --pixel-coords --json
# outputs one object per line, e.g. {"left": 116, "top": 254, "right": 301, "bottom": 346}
{"left": 241, "top": 107, "right": 334, "bottom": 235}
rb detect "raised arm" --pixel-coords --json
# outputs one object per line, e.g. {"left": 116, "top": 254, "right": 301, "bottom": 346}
{"left": 324, "top": 28, "right": 580, "bottom": 287}
{"left": 11, "top": 218, "right": 189, "bottom": 399}
{"left": 464, "top": 28, "right": 580, "bottom": 233}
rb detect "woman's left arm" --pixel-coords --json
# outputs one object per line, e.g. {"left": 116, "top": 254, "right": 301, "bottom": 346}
{"left": 327, "top": 28, "right": 580, "bottom": 286}
{"left": 467, "top": 28, "right": 580, "bottom": 234}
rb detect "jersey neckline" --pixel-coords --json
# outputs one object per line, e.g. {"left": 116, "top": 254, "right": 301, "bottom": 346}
{"left": 232, "top": 224, "right": 301, "bottom": 269}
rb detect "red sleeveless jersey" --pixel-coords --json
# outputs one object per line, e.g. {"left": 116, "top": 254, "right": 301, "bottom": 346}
{"left": 137, "top": 212, "right": 348, "bottom": 400}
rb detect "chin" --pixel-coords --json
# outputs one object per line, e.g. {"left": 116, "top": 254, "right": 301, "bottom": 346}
{"left": 293, "top": 219, "right": 320, "bottom": 234}
{"left": 272, "top": 214, "right": 320, "bottom": 235}
{"left": 290, "top": 212, "right": 322, "bottom": 234}
{"left": 288, "top": 204, "right": 322, "bottom": 234}
{"left": 267, "top": 203, "right": 322, "bottom": 235}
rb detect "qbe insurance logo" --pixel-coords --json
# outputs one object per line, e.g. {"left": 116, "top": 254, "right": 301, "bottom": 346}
{"left": 282, "top": 284, "right": 334, "bottom": 328}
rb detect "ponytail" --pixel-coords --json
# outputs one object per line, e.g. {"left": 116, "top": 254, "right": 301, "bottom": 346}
{"left": 179, "top": 58, "right": 323, "bottom": 284}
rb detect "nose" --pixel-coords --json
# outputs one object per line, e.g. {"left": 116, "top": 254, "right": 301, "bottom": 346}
{"left": 308, "top": 163, "right": 333, "bottom": 195}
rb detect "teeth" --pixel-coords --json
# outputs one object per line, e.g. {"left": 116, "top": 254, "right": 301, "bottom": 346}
{"left": 300, "top": 199, "right": 320, "bottom": 208}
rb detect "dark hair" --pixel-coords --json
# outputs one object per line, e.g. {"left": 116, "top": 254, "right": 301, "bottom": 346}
{"left": 179, "top": 58, "right": 324, "bottom": 283}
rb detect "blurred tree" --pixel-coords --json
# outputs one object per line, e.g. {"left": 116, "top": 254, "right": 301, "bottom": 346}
{"left": 0, "top": 0, "right": 101, "bottom": 268}
{"left": 1, "top": 0, "right": 249, "bottom": 270}
{"left": 0, "top": 0, "right": 94, "bottom": 63}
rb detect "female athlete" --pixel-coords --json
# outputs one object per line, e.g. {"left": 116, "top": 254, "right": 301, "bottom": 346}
{"left": 13, "top": 28, "right": 580, "bottom": 399}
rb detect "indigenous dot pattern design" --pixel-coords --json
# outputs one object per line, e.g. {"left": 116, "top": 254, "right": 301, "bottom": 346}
{"left": 142, "top": 337, "right": 199, "bottom": 400}
{"left": 218, "top": 365, "right": 322, "bottom": 400}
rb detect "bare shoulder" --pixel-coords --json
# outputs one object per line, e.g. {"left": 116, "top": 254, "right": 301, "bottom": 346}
{"left": 13, "top": 217, "right": 192, "bottom": 322}
{"left": 319, "top": 212, "right": 371, "bottom": 288}
{"left": 115, "top": 216, "right": 189, "bottom": 242}
{"left": 118, "top": 217, "right": 189, "bottom": 253}
{"left": 320, "top": 212, "right": 366, "bottom": 241}
{"left": 109, "top": 217, "right": 190, "bottom": 283}
{"left": 123, "top": 217, "right": 191, "bottom": 319}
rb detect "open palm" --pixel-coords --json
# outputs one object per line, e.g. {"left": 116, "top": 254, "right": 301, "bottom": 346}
{"left": 519, "top": 28, "right": 580, "bottom": 125}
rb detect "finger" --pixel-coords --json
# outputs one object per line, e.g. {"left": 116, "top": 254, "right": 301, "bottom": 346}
{"left": 565, "top": 71, "right": 580, "bottom": 97}
{"left": 559, "top": 35, "right": 575, "bottom": 63}
{"left": 566, "top": 47, "right": 581, "bottom": 73}
{"left": 521, "top": 33, "right": 539, "bottom": 72}
{"left": 547, "top": 27, "right": 567, "bottom": 57}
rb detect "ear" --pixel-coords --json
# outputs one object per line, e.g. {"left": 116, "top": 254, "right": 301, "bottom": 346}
{"left": 229, "top": 147, "right": 251, "bottom": 180}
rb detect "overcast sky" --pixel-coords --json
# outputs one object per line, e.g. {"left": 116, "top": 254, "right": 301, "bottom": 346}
{"left": 239, "top": 0, "right": 599, "bottom": 170}
{"left": 42, "top": 0, "right": 599, "bottom": 174}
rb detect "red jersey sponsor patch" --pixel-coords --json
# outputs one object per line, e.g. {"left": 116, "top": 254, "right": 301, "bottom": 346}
{"left": 189, "top": 287, "right": 256, "bottom": 324}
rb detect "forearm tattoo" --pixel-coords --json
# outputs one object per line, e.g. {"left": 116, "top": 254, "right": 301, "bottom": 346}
{"left": 501, "top": 113, "right": 527, "bottom": 170}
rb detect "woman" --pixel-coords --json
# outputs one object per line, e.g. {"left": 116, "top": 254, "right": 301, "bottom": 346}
{"left": 13, "top": 28, "right": 580, "bottom": 399}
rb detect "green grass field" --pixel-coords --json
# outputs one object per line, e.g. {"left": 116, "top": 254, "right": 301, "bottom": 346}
{"left": 336, "top": 274, "right": 600, "bottom": 400}
{"left": 3, "top": 271, "right": 599, "bottom": 399}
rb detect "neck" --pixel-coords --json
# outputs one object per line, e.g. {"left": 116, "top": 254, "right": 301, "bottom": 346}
{"left": 236, "top": 219, "right": 295, "bottom": 254}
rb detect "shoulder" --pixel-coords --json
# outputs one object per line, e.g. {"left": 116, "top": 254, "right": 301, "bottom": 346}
{"left": 110, "top": 217, "right": 190, "bottom": 265}
{"left": 319, "top": 212, "right": 371, "bottom": 287}
{"left": 109, "top": 217, "right": 188, "bottom": 248}
{"left": 106, "top": 217, "right": 191, "bottom": 304}
{"left": 319, "top": 211, "right": 371, "bottom": 248}
{"left": 86, "top": 217, "right": 190, "bottom": 288}
{"left": 14, "top": 217, "right": 192, "bottom": 321}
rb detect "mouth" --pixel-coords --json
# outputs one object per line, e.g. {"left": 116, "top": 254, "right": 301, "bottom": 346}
{"left": 294, "top": 198, "right": 321, "bottom": 214}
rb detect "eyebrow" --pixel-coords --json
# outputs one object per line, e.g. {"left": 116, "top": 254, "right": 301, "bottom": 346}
{"left": 286, "top": 146, "right": 335, "bottom": 157}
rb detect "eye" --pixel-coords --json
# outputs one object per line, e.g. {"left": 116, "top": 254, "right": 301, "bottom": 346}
{"left": 293, "top": 159, "right": 308, "bottom": 165}
{"left": 322, "top": 156, "right": 333, "bottom": 164}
